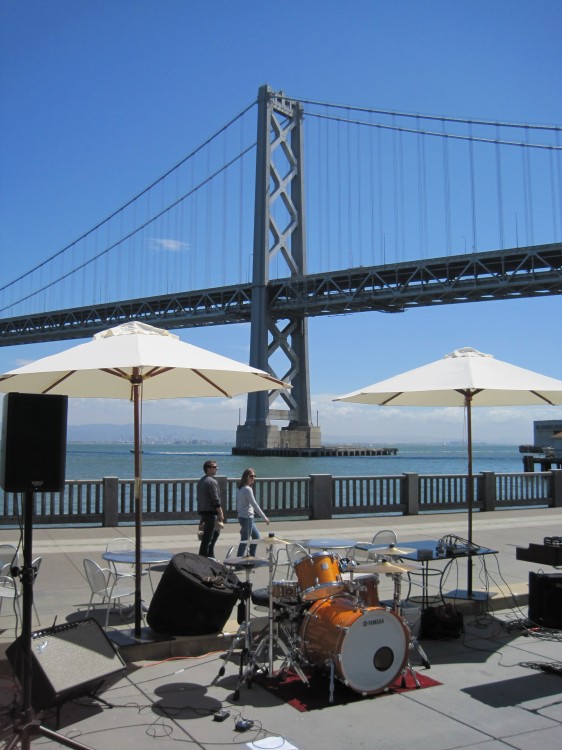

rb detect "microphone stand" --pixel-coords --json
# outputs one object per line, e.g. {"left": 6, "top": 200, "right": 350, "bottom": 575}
{"left": 6, "top": 488, "right": 93, "bottom": 750}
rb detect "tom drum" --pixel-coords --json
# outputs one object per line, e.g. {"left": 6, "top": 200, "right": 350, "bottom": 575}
{"left": 294, "top": 552, "right": 346, "bottom": 601}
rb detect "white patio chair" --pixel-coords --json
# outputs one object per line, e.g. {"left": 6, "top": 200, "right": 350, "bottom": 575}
{"left": 0, "top": 575, "right": 20, "bottom": 621}
{"left": 0, "top": 544, "right": 19, "bottom": 576}
{"left": 83, "top": 558, "right": 136, "bottom": 629}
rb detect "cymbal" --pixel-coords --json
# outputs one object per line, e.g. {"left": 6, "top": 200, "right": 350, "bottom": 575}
{"left": 356, "top": 544, "right": 415, "bottom": 556}
{"left": 355, "top": 560, "right": 418, "bottom": 575}
{"left": 224, "top": 556, "right": 270, "bottom": 568}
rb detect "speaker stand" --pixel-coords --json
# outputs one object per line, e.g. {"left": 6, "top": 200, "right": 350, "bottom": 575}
{"left": 6, "top": 490, "right": 94, "bottom": 750}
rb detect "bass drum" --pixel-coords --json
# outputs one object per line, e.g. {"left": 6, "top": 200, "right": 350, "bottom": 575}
{"left": 300, "top": 596, "right": 409, "bottom": 694}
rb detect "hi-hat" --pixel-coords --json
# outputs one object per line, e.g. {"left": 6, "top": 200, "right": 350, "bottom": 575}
{"left": 356, "top": 560, "right": 418, "bottom": 575}
{"left": 224, "top": 556, "right": 270, "bottom": 568}
{"left": 356, "top": 544, "right": 415, "bottom": 556}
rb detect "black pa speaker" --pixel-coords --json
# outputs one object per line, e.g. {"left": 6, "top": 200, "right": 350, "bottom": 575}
{"left": 528, "top": 571, "right": 562, "bottom": 629}
{"left": 0, "top": 392, "right": 68, "bottom": 493}
{"left": 6, "top": 619, "right": 126, "bottom": 710}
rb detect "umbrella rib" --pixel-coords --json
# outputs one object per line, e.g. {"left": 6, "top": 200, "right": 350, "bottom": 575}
{"left": 192, "top": 369, "right": 231, "bottom": 397}
{"left": 531, "top": 390, "right": 556, "bottom": 405}
{"left": 41, "top": 371, "right": 77, "bottom": 393}
{"left": 101, "top": 367, "right": 132, "bottom": 380}
{"left": 380, "top": 393, "right": 402, "bottom": 405}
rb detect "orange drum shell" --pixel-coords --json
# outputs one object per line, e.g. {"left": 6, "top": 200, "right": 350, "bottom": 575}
{"left": 294, "top": 552, "right": 346, "bottom": 601}
{"left": 299, "top": 596, "right": 409, "bottom": 695}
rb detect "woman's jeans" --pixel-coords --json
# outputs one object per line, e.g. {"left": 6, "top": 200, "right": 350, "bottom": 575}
{"left": 237, "top": 517, "right": 260, "bottom": 557}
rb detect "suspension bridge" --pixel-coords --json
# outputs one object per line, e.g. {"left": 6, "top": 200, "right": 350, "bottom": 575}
{"left": 1, "top": 85, "right": 561, "bottom": 452}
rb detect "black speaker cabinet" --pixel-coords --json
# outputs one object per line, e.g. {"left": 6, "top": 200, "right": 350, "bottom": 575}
{"left": 6, "top": 619, "right": 126, "bottom": 710}
{"left": 0, "top": 392, "right": 68, "bottom": 493}
{"left": 528, "top": 571, "right": 562, "bottom": 629}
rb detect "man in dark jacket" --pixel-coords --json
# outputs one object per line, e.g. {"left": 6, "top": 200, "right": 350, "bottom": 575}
{"left": 197, "top": 460, "right": 224, "bottom": 558}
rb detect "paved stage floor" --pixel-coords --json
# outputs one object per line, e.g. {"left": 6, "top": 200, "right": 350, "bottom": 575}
{"left": 0, "top": 507, "right": 560, "bottom": 749}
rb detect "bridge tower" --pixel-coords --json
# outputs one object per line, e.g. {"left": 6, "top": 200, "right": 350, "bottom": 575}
{"left": 235, "top": 86, "right": 321, "bottom": 452}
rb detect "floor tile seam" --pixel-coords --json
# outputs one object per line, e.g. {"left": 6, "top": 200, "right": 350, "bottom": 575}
{"left": 387, "top": 688, "right": 500, "bottom": 742}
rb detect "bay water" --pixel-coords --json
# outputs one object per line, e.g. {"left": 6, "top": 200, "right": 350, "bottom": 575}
{"left": 66, "top": 442, "right": 526, "bottom": 481}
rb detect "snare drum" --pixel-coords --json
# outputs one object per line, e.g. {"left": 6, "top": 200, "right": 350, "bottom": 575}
{"left": 300, "top": 596, "right": 409, "bottom": 694}
{"left": 294, "top": 552, "right": 346, "bottom": 601}
{"left": 272, "top": 580, "right": 301, "bottom": 604}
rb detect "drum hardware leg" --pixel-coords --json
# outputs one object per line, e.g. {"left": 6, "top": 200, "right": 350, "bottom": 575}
{"left": 401, "top": 660, "right": 421, "bottom": 689}
{"left": 214, "top": 576, "right": 263, "bottom": 697}
{"left": 410, "top": 635, "right": 431, "bottom": 669}
{"left": 328, "top": 659, "right": 336, "bottom": 704}
{"left": 275, "top": 620, "right": 309, "bottom": 685}
{"left": 253, "top": 608, "right": 309, "bottom": 686}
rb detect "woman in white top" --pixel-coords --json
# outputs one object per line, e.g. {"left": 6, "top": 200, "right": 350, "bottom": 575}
{"left": 236, "top": 468, "right": 269, "bottom": 557}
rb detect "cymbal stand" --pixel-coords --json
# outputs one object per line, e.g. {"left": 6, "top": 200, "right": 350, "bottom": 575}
{"left": 213, "top": 565, "right": 261, "bottom": 700}
{"left": 390, "top": 573, "right": 430, "bottom": 677}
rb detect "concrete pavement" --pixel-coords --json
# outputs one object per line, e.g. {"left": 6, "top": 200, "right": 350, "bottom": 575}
{"left": 0, "top": 507, "right": 561, "bottom": 749}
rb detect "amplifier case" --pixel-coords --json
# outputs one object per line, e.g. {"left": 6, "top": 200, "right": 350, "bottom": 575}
{"left": 528, "top": 572, "right": 562, "bottom": 629}
{"left": 6, "top": 619, "right": 126, "bottom": 710}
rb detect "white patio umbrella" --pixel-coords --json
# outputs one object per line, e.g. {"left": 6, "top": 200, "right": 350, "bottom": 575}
{"left": 335, "top": 346, "right": 562, "bottom": 598}
{"left": 0, "top": 321, "right": 289, "bottom": 635}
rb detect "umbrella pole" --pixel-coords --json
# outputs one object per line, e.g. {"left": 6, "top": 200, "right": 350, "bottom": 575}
{"left": 133, "top": 375, "right": 143, "bottom": 638}
{"left": 466, "top": 395, "right": 473, "bottom": 598}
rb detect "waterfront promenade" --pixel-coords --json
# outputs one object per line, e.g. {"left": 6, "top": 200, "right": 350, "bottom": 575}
{"left": 0, "top": 506, "right": 561, "bottom": 749}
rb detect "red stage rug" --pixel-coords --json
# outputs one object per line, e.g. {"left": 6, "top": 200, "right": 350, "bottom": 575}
{"left": 256, "top": 669, "right": 441, "bottom": 712}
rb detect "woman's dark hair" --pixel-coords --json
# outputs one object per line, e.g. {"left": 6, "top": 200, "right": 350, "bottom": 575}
{"left": 238, "top": 468, "right": 255, "bottom": 489}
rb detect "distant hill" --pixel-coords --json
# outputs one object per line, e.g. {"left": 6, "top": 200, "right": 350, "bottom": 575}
{"left": 67, "top": 423, "right": 236, "bottom": 443}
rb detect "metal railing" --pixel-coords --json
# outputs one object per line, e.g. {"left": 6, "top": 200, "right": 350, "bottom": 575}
{"left": 0, "top": 470, "right": 558, "bottom": 526}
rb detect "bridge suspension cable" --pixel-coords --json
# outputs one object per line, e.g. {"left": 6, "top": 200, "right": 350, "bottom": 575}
{"left": 2, "top": 90, "right": 561, "bottom": 321}
{"left": 0, "top": 101, "right": 256, "bottom": 312}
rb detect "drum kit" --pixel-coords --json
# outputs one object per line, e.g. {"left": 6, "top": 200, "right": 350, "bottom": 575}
{"left": 217, "top": 534, "right": 430, "bottom": 702}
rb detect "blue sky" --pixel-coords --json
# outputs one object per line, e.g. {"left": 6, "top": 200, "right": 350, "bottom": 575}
{"left": 1, "top": 1, "right": 561, "bottom": 444}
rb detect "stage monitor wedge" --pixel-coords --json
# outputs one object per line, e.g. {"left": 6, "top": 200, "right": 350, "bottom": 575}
{"left": 0, "top": 392, "right": 68, "bottom": 493}
{"left": 7, "top": 619, "right": 126, "bottom": 710}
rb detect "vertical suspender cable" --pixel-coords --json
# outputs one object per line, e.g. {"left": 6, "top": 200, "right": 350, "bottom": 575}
{"left": 393, "top": 115, "right": 399, "bottom": 262}
{"left": 316, "top": 111, "right": 324, "bottom": 273}
{"left": 495, "top": 124, "right": 505, "bottom": 249}
{"left": 357, "top": 120, "right": 363, "bottom": 266}
{"left": 378, "top": 127, "right": 384, "bottom": 263}
{"left": 325, "top": 105, "right": 332, "bottom": 270}
{"left": 369, "top": 112, "right": 375, "bottom": 264}
{"left": 554, "top": 130, "right": 562, "bottom": 237}
{"left": 222, "top": 129, "right": 228, "bottom": 286}
{"left": 468, "top": 121, "right": 478, "bottom": 252}
{"left": 399, "top": 126, "right": 405, "bottom": 261}
{"left": 347, "top": 108, "right": 353, "bottom": 267}
{"left": 523, "top": 126, "right": 534, "bottom": 246}
{"left": 442, "top": 120, "right": 452, "bottom": 255}
{"left": 337, "top": 110, "right": 343, "bottom": 269}
{"left": 549, "top": 144, "right": 560, "bottom": 239}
